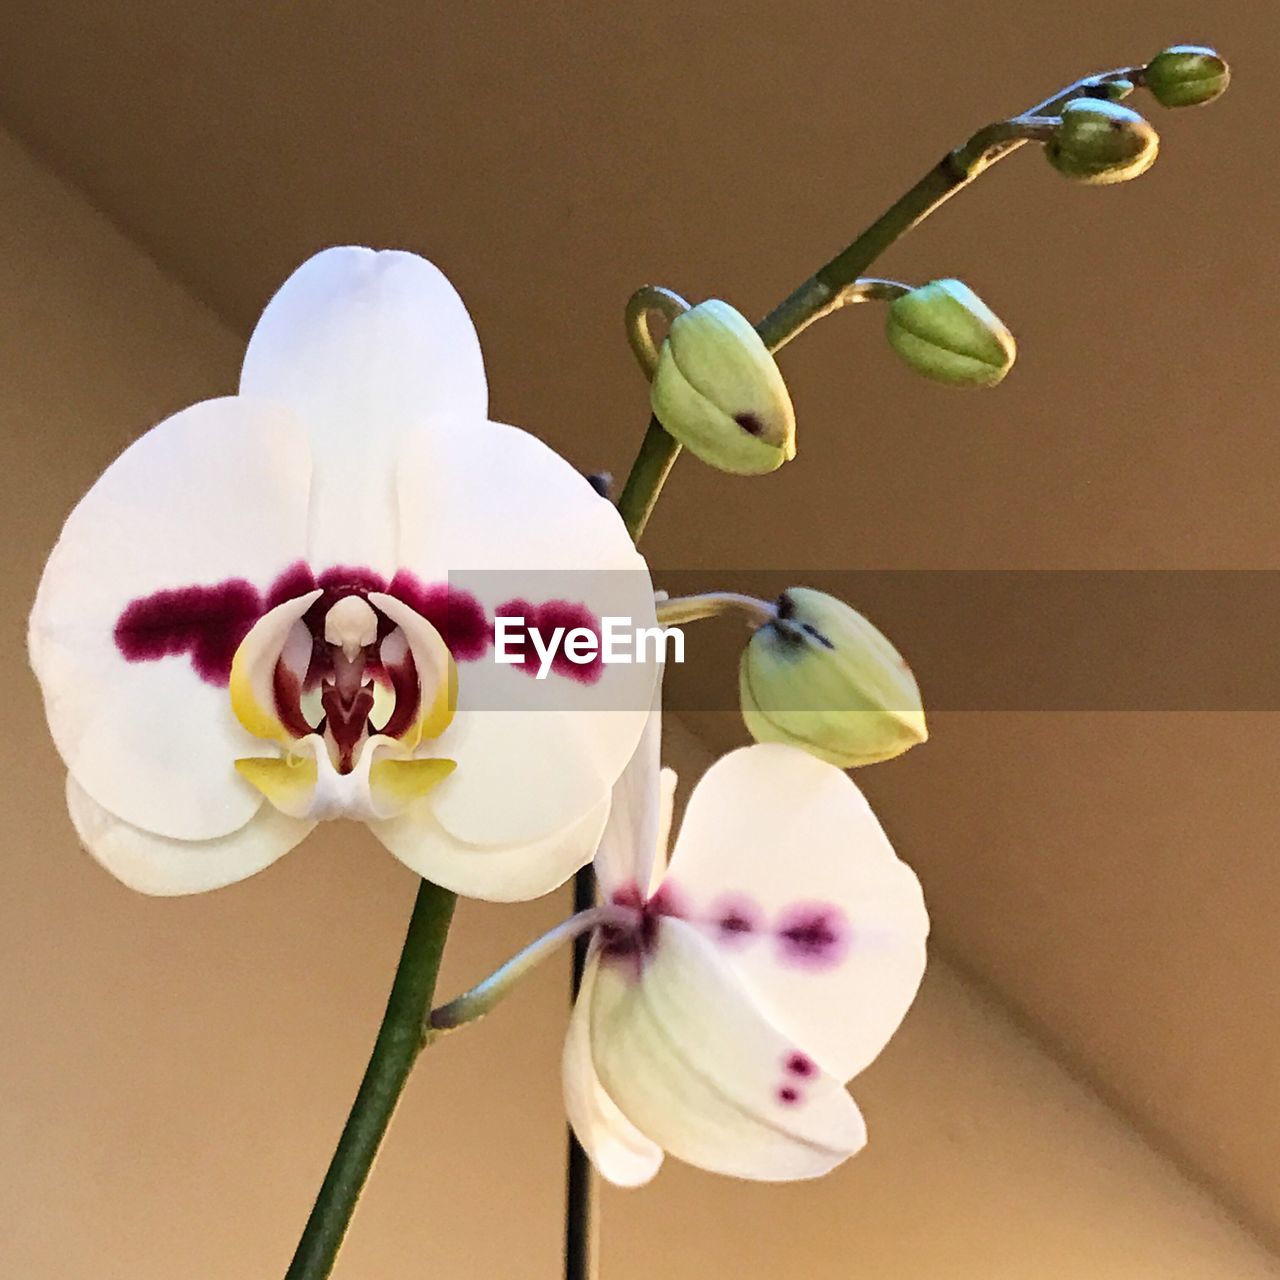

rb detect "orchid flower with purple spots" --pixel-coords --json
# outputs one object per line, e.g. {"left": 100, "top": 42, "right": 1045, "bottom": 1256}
{"left": 28, "top": 247, "right": 655, "bottom": 902}
{"left": 563, "top": 716, "right": 929, "bottom": 1185}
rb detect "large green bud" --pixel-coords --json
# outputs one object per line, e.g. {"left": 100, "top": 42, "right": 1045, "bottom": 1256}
{"left": 1146, "top": 46, "right": 1230, "bottom": 109}
{"left": 886, "top": 279, "right": 1016, "bottom": 388}
{"left": 1046, "top": 99, "right": 1159, "bottom": 184}
{"left": 739, "top": 588, "right": 927, "bottom": 768}
{"left": 650, "top": 300, "right": 796, "bottom": 476}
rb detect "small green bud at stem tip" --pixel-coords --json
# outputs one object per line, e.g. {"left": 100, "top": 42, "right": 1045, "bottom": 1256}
{"left": 1146, "top": 46, "right": 1230, "bottom": 109}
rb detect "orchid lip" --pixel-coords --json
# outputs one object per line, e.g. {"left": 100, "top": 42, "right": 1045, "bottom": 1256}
{"left": 281, "top": 592, "right": 426, "bottom": 774}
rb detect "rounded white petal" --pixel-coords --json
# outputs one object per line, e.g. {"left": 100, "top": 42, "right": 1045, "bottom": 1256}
{"left": 240, "top": 246, "right": 487, "bottom": 572}
{"left": 394, "top": 420, "right": 656, "bottom": 847}
{"left": 66, "top": 774, "right": 313, "bottom": 896}
{"left": 29, "top": 398, "right": 312, "bottom": 840}
{"left": 368, "top": 789, "right": 611, "bottom": 902}
{"left": 563, "top": 952, "right": 664, "bottom": 1187}
{"left": 589, "top": 917, "right": 866, "bottom": 1181}
{"left": 665, "top": 744, "right": 929, "bottom": 1081}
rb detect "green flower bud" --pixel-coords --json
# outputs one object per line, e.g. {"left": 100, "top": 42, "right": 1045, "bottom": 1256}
{"left": 739, "top": 588, "right": 927, "bottom": 768}
{"left": 885, "top": 279, "right": 1016, "bottom": 388}
{"left": 1145, "top": 46, "right": 1230, "bottom": 109}
{"left": 650, "top": 300, "right": 796, "bottom": 476}
{"left": 1046, "top": 99, "right": 1159, "bottom": 185}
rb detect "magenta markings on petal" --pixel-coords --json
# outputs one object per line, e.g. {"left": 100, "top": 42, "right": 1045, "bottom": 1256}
{"left": 535, "top": 599, "right": 604, "bottom": 684}
{"left": 388, "top": 571, "right": 490, "bottom": 661}
{"left": 495, "top": 596, "right": 605, "bottom": 685}
{"left": 785, "top": 1051, "right": 818, "bottom": 1079}
{"left": 774, "top": 903, "right": 851, "bottom": 971}
{"left": 264, "top": 560, "right": 318, "bottom": 610}
{"left": 113, "top": 578, "right": 263, "bottom": 685}
{"left": 777, "top": 1085, "right": 802, "bottom": 1106}
{"left": 709, "top": 894, "right": 763, "bottom": 948}
{"left": 599, "top": 882, "right": 685, "bottom": 971}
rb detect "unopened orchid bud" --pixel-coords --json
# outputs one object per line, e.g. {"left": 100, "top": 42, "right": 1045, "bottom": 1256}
{"left": 885, "top": 279, "right": 1016, "bottom": 388}
{"left": 1046, "top": 99, "right": 1159, "bottom": 184}
{"left": 1145, "top": 46, "right": 1230, "bottom": 109}
{"left": 650, "top": 300, "right": 796, "bottom": 476}
{"left": 739, "top": 588, "right": 927, "bottom": 768}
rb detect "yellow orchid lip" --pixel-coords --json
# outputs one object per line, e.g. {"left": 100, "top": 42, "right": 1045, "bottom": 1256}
{"left": 236, "top": 739, "right": 457, "bottom": 822}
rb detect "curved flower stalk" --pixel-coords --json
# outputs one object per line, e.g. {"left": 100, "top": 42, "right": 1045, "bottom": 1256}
{"left": 563, "top": 718, "right": 929, "bottom": 1185}
{"left": 28, "top": 247, "right": 656, "bottom": 902}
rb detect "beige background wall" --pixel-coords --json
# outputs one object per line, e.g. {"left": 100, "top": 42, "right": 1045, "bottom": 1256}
{"left": 2, "top": 116, "right": 1278, "bottom": 1277}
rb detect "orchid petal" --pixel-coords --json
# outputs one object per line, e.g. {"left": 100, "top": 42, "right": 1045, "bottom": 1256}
{"left": 366, "top": 591, "right": 455, "bottom": 748}
{"left": 563, "top": 950, "right": 664, "bottom": 1188}
{"left": 66, "top": 775, "right": 312, "bottom": 896}
{"left": 367, "top": 756, "right": 457, "bottom": 814}
{"left": 369, "top": 790, "right": 611, "bottom": 903}
{"left": 240, "top": 247, "right": 486, "bottom": 572}
{"left": 234, "top": 753, "right": 319, "bottom": 820}
{"left": 651, "top": 768, "right": 677, "bottom": 898}
{"left": 665, "top": 745, "right": 929, "bottom": 1081}
{"left": 589, "top": 917, "right": 867, "bottom": 1181}
{"left": 593, "top": 703, "right": 662, "bottom": 898}
{"left": 29, "top": 398, "right": 311, "bottom": 841}
{"left": 229, "top": 591, "right": 322, "bottom": 745}
{"left": 394, "top": 421, "right": 656, "bottom": 848}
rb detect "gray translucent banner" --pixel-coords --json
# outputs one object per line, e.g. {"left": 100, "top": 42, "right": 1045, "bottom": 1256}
{"left": 446, "top": 569, "right": 1280, "bottom": 712}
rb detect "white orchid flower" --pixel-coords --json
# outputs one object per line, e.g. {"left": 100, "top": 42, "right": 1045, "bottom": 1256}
{"left": 563, "top": 723, "right": 929, "bottom": 1185}
{"left": 28, "top": 247, "right": 655, "bottom": 902}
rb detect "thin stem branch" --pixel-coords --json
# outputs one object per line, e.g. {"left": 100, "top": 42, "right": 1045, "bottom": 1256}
{"left": 618, "top": 64, "right": 1143, "bottom": 543}
{"left": 429, "top": 905, "right": 623, "bottom": 1033}
{"left": 624, "top": 285, "right": 692, "bottom": 379}
{"left": 655, "top": 591, "right": 776, "bottom": 628}
{"left": 284, "top": 880, "right": 456, "bottom": 1280}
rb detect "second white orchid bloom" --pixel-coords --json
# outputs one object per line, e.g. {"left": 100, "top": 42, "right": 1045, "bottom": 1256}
{"left": 563, "top": 725, "right": 930, "bottom": 1185}
{"left": 28, "top": 247, "right": 655, "bottom": 902}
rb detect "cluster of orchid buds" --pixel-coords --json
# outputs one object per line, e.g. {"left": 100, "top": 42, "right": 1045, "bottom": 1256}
{"left": 635, "top": 45, "right": 1230, "bottom": 484}
{"left": 23, "top": 39, "right": 1229, "bottom": 1280}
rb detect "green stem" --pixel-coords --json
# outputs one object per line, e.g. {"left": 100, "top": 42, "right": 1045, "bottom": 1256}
{"left": 615, "top": 418, "right": 683, "bottom": 541}
{"left": 284, "top": 880, "right": 457, "bottom": 1280}
{"left": 429, "top": 905, "right": 625, "bottom": 1033}
{"left": 621, "top": 64, "right": 1142, "bottom": 541}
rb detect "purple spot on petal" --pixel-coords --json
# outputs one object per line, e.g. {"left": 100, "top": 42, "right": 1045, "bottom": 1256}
{"left": 114, "top": 579, "right": 263, "bottom": 686}
{"left": 775, "top": 903, "right": 851, "bottom": 971}
{"left": 388, "top": 572, "right": 490, "bottom": 661}
{"left": 777, "top": 1086, "right": 801, "bottom": 1106}
{"left": 648, "top": 882, "right": 686, "bottom": 919}
{"left": 495, "top": 597, "right": 604, "bottom": 685}
{"left": 785, "top": 1052, "right": 817, "bottom": 1079}
{"left": 709, "top": 894, "right": 762, "bottom": 948}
